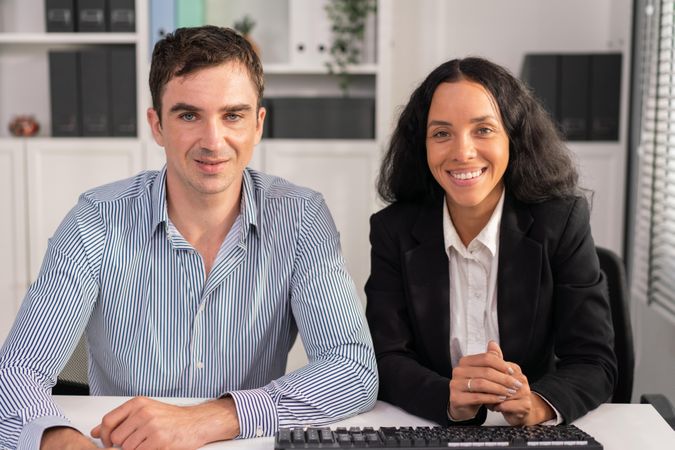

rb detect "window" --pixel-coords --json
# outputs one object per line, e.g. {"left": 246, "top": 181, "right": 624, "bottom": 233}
{"left": 632, "top": 0, "right": 675, "bottom": 322}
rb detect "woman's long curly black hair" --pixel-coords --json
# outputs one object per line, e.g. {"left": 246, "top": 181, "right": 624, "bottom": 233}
{"left": 377, "top": 57, "right": 579, "bottom": 204}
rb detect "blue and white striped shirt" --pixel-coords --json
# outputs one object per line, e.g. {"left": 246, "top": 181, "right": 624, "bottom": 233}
{"left": 0, "top": 167, "right": 378, "bottom": 450}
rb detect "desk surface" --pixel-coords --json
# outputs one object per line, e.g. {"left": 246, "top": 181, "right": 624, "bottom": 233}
{"left": 54, "top": 396, "right": 675, "bottom": 449}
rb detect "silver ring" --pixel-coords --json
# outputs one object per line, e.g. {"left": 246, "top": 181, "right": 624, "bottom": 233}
{"left": 467, "top": 378, "right": 472, "bottom": 392}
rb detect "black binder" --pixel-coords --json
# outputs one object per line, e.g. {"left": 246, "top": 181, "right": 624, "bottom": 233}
{"left": 78, "top": 0, "right": 107, "bottom": 32}
{"left": 559, "top": 54, "right": 591, "bottom": 140}
{"left": 590, "top": 53, "right": 622, "bottom": 141}
{"left": 110, "top": 46, "right": 137, "bottom": 136}
{"left": 45, "top": 0, "right": 76, "bottom": 32}
{"left": 80, "top": 48, "right": 111, "bottom": 136}
{"left": 108, "top": 0, "right": 136, "bottom": 32}
{"left": 49, "top": 51, "right": 81, "bottom": 136}
{"left": 520, "top": 54, "right": 559, "bottom": 124}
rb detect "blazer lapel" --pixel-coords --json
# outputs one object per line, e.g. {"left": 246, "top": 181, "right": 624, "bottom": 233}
{"left": 497, "top": 195, "right": 542, "bottom": 366}
{"left": 404, "top": 201, "right": 453, "bottom": 377}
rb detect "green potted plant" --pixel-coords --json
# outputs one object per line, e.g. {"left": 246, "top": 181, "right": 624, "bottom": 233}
{"left": 233, "top": 14, "right": 260, "bottom": 56}
{"left": 324, "top": 0, "right": 377, "bottom": 96}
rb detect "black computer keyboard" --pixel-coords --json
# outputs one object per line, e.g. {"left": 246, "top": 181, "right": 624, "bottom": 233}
{"left": 275, "top": 425, "right": 603, "bottom": 450}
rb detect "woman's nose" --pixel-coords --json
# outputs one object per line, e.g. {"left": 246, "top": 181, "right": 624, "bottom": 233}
{"left": 449, "top": 133, "right": 476, "bottom": 161}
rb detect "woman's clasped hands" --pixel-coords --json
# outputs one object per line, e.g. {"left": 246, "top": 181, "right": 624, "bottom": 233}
{"left": 448, "top": 341, "right": 554, "bottom": 425}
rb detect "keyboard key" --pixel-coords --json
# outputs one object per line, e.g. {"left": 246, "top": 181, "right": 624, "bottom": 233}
{"left": 319, "top": 428, "right": 334, "bottom": 444}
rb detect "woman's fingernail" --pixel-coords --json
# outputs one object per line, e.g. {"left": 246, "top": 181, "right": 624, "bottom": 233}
{"left": 513, "top": 380, "right": 523, "bottom": 389}
{"left": 507, "top": 366, "right": 514, "bottom": 375}
{"left": 498, "top": 396, "right": 507, "bottom": 401}
{"left": 506, "top": 388, "right": 517, "bottom": 396}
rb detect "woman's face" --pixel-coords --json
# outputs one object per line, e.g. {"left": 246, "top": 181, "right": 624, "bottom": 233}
{"left": 426, "top": 79, "right": 509, "bottom": 218}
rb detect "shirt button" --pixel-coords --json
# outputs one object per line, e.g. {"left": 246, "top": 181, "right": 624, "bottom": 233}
{"left": 196, "top": 361, "right": 204, "bottom": 369}
{"left": 256, "top": 425, "right": 264, "bottom": 437}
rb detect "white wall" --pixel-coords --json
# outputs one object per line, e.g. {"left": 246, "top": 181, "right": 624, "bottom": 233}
{"left": 633, "top": 303, "right": 675, "bottom": 402}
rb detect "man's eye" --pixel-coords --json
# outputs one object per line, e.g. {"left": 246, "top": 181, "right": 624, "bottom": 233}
{"left": 225, "top": 113, "right": 241, "bottom": 121}
{"left": 180, "top": 113, "right": 197, "bottom": 122}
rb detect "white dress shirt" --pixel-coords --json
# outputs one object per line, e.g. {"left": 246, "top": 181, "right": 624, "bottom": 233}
{"left": 444, "top": 192, "right": 504, "bottom": 369}
{"left": 442, "top": 189, "right": 561, "bottom": 424}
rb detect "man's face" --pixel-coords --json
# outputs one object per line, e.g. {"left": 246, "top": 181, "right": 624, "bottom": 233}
{"left": 147, "top": 61, "right": 265, "bottom": 201}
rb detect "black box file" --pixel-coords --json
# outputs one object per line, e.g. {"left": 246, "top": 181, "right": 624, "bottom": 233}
{"left": 558, "top": 54, "right": 591, "bottom": 140}
{"left": 589, "top": 53, "right": 622, "bottom": 140}
{"left": 108, "top": 0, "right": 136, "bottom": 32}
{"left": 110, "top": 46, "right": 137, "bottom": 136}
{"left": 79, "top": 48, "right": 111, "bottom": 136}
{"left": 78, "top": 0, "right": 107, "bottom": 32}
{"left": 49, "top": 51, "right": 81, "bottom": 136}
{"left": 45, "top": 0, "right": 76, "bottom": 32}
{"left": 520, "top": 54, "right": 558, "bottom": 123}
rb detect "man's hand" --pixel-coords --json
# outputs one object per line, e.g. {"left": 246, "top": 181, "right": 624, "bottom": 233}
{"left": 448, "top": 341, "right": 522, "bottom": 421}
{"left": 40, "top": 426, "right": 108, "bottom": 450}
{"left": 90, "top": 396, "right": 240, "bottom": 449}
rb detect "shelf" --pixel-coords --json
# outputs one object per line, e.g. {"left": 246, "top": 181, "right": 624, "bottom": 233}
{"left": 0, "top": 33, "right": 138, "bottom": 45}
{"left": 263, "top": 63, "right": 378, "bottom": 75}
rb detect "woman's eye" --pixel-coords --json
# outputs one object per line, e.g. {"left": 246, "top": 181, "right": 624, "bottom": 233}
{"left": 477, "top": 127, "right": 493, "bottom": 135}
{"left": 432, "top": 130, "right": 449, "bottom": 138}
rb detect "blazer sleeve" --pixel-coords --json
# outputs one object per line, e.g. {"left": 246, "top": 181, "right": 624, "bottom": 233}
{"left": 365, "top": 211, "right": 486, "bottom": 426}
{"left": 529, "top": 197, "right": 617, "bottom": 423}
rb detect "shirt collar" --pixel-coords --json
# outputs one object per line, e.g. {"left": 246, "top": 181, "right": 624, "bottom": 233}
{"left": 443, "top": 189, "right": 505, "bottom": 258}
{"left": 150, "top": 166, "right": 260, "bottom": 235}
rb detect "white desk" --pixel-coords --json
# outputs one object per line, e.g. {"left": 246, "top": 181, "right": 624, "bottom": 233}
{"left": 53, "top": 396, "right": 675, "bottom": 449}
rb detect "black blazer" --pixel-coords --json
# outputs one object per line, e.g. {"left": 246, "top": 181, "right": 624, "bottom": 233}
{"left": 365, "top": 193, "right": 617, "bottom": 426}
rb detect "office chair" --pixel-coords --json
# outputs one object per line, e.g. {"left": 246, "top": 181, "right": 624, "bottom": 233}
{"left": 596, "top": 246, "right": 634, "bottom": 403}
{"left": 596, "top": 246, "right": 675, "bottom": 430}
{"left": 53, "top": 335, "right": 89, "bottom": 395}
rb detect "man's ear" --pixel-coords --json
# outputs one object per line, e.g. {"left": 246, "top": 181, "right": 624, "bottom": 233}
{"left": 255, "top": 105, "right": 267, "bottom": 144}
{"left": 147, "top": 107, "right": 164, "bottom": 147}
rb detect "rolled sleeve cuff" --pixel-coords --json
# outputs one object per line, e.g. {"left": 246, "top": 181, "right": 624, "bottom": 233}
{"left": 228, "top": 388, "right": 278, "bottom": 439}
{"left": 18, "top": 415, "right": 74, "bottom": 450}
{"left": 533, "top": 392, "right": 563, "bottom": 425}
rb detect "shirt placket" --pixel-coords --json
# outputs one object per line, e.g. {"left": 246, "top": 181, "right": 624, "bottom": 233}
{"left": 167, "top": 226, "right": 208, "bottom": 389}
{"left": 466, "top": 249, "right": 487, "bottom": 356}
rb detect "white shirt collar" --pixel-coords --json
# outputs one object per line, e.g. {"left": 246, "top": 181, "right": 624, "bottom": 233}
{"left": 443, "top": 189, "right": 505, "bottom": 258}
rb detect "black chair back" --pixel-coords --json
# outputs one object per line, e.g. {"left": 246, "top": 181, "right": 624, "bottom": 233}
{"left": 596, "top": 246, "right": 634, "bottom": 403}
{"left": 53, "top": 335, "right": 89, "bottom": 396}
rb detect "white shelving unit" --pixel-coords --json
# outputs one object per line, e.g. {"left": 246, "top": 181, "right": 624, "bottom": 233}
{"left": 0, "top": 0, "right": 153, "bottom": 343}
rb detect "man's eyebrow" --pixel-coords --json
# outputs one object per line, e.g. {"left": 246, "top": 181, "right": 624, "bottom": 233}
{"left": 168, "top": 102, "right": 201, "bottom": 114}
{"left": 167, "top": 103, "right": 254, "bottom": 113}
{"left": 223, "top": 104, "right": 253, "bottom": 112}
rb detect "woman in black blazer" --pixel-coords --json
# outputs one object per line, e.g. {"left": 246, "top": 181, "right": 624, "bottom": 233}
{"left": 365, "top": 57, "right": 616, "bottom": 427}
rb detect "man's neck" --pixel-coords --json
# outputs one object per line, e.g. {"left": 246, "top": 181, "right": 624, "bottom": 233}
{"left": 166, "top": 178, "right": 243, "bottom": 276}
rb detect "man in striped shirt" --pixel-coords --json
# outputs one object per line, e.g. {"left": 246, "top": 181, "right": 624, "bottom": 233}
{"left": 0, "top": 26, "right": 377, "bottom": 450}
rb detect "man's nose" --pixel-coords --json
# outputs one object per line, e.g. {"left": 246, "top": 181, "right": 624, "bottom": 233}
{"left": 201, "top": 118, "right": 227, "bottom": 151}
